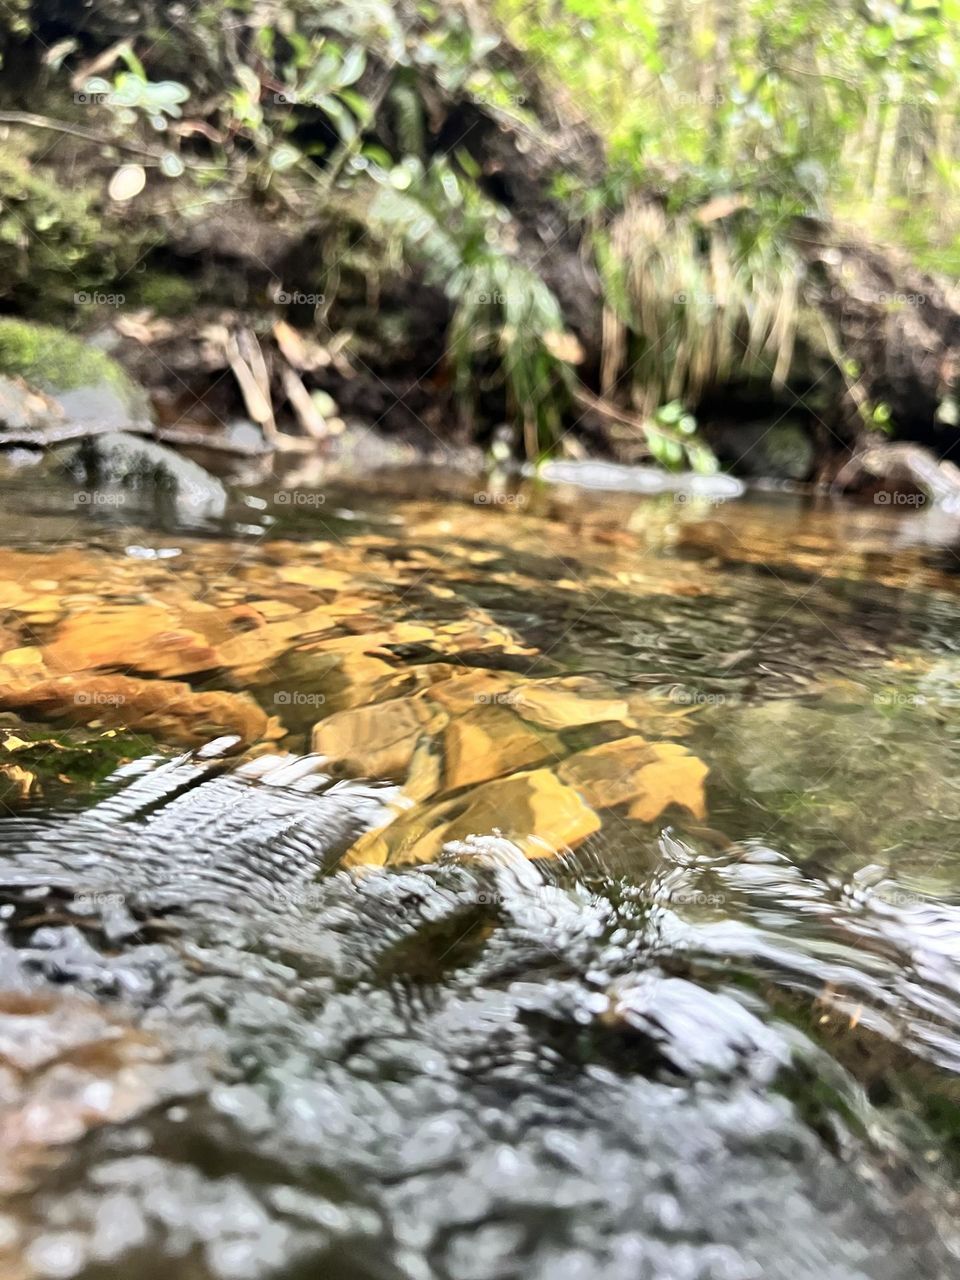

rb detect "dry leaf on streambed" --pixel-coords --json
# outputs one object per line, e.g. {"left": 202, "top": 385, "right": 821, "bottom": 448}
{"left": 0, "top": 763, "right": 36, "bottom": 802}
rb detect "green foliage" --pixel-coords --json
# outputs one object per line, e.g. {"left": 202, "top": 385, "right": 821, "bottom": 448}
{"left": 373, "top": 160, "right": 575, "bottom": 456}
{"left": 498, "top": 0, "right": 960, "bottom": 257}
{"left": 598, "top": 200, "right": 802, "bottom": 416}
{"left": 646, "top": 402, "right": 717, "bottom": 473}
{"left": 129, "top": 271, "right": 197, "bottom": 316}
{"left": 272, "top": 37, "right": 370, "bottom": 151}
{"left": 3, "top": 0, "right": 956, "bottom": 462}
{"left": 0, "top": 0, "right": 31, "bottom": 49}
{"left": 0, "top": 148, "right": 138, "bottom": 313}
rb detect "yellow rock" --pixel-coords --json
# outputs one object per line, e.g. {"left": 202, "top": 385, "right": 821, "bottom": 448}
{"left": 510, "top": 678, "right": 630, "bottom": 729}
{"left": 45, "top": 605, "right": 222, "bottom": 678}
{"left": 0, "top": 674, "right": 279, "bottom": 748}
{"left": 424, "top": 669, "right": 520, "bottom": 713}
{"left": 558, "top": 736, "right": 658, "bottom": 808}
{"left": 0, "top": 581, "right": 31, "bottom": 609}
{"left": 215, "top": 604, "right": 350, "bottom": 675}
{"left": 342, "top": 767, "right": 601, "bottom": 868}
{"left": 278, "top": 565, "right": 354, "bottom": 591}
{"left": 442, "top": 705, "right": 560, "bottom": 791}
{"left": 404, "top": 736, "right": 444, "bottom": 802}
{"left": 249, "top": 599, "right": 302, "bottom": 620}
{"left": 13, "top": 593, "right": 63, "bottom": 616}
{"left": 559, "top": 736, "right": 708, "bottom": 821}
{"left": 626, "top": 744, "right": 709, "bottom": 822}
{"left": 0, "top": 647, "right": 46, "bottom": 670}
{"left": 311, "top": 694, "right": 447, "bottom": 778}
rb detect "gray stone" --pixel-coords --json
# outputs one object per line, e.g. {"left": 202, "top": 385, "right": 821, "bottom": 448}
{"left": 58, "top": 431, "right": 227, "bottom": 521}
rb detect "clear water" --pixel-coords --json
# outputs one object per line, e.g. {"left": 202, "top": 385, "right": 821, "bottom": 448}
{"left": 1, "top": 466, "right": 960, "bottom": 1280}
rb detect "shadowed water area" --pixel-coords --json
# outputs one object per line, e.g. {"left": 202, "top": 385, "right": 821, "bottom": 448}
{"left": 0, "top": 467, "right": 960, "bottom": 1279}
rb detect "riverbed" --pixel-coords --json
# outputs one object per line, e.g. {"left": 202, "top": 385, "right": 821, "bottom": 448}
{"left": 0, "top": 466, "right": 959, "bottom": 1279}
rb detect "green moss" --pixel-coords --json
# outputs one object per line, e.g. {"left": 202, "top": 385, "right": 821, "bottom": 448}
{"left": 0, "top": 145, "right": 151, "bottom": 319}
{"left": 0, "top": 716, "right": 169, "bottom": 812}
{"left": 0, "top": 150, "right": 104, "bottom": 304}
{"left": 130, "top": 271, "right": 197, "bottom": 316}
{"left": 0, "top": 317, "right": 138, "bottom": 401}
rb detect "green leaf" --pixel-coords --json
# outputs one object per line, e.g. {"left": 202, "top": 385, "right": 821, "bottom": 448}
{"left": 160, "top": 151, "right": 185, "bottom": 178}
{"left": 236, "top": 65, "right": 261, "bottom": 100}
{"left": 337, "top": 46, "right": 367, "bottom": 88}
{"left": 318, "top": 94, "right": 357, "bottom": 144}
{"left": 269, "top": 144, "right": 301, "bottom": 172}
{"left": 655, "top": 400, "right": 684, "bottom": 425}
{"left": 936, "top": 396, "right": 960, "bottom": 426}
{"left": 339, "top": 89, "right": 372, "bottom": 124}
{"left": 389, "top": 164, "right": 414, "bottom": 190}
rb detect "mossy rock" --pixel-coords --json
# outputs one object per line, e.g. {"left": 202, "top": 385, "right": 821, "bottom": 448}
{"left": 0, "top": 319, "right": 151, "bottom": 431}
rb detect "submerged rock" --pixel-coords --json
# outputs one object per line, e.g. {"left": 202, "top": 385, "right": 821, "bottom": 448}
{"left": 535, "top": 457, "right": 746, "bottom": 498}
{"left": 58, "top": 432, "right": 228, "bottom": 521}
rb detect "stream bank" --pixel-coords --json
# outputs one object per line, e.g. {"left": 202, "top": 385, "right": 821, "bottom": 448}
{"left": 1, "top": 3, "right": 960, "bottom": 484}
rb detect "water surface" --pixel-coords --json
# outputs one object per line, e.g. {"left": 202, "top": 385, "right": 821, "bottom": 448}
{"left": 0, "top": 468, "right": 959, "bottom": 1279}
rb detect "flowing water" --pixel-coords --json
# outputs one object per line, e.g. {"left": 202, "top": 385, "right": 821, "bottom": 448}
{"left": 1, "top": 464, "right": 960, "bottom": 1280}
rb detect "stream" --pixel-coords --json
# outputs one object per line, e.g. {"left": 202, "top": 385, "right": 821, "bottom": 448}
{"left": 0, "top": 465, "right": 959, "bottom": 1279}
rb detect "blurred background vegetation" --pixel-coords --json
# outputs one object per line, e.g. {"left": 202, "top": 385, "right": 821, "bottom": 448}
{"left": 502, "top": 0, "right": 960, "bottom": 272}
{"left": 0, "top": 0, "right": 957, "bottom": 473}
